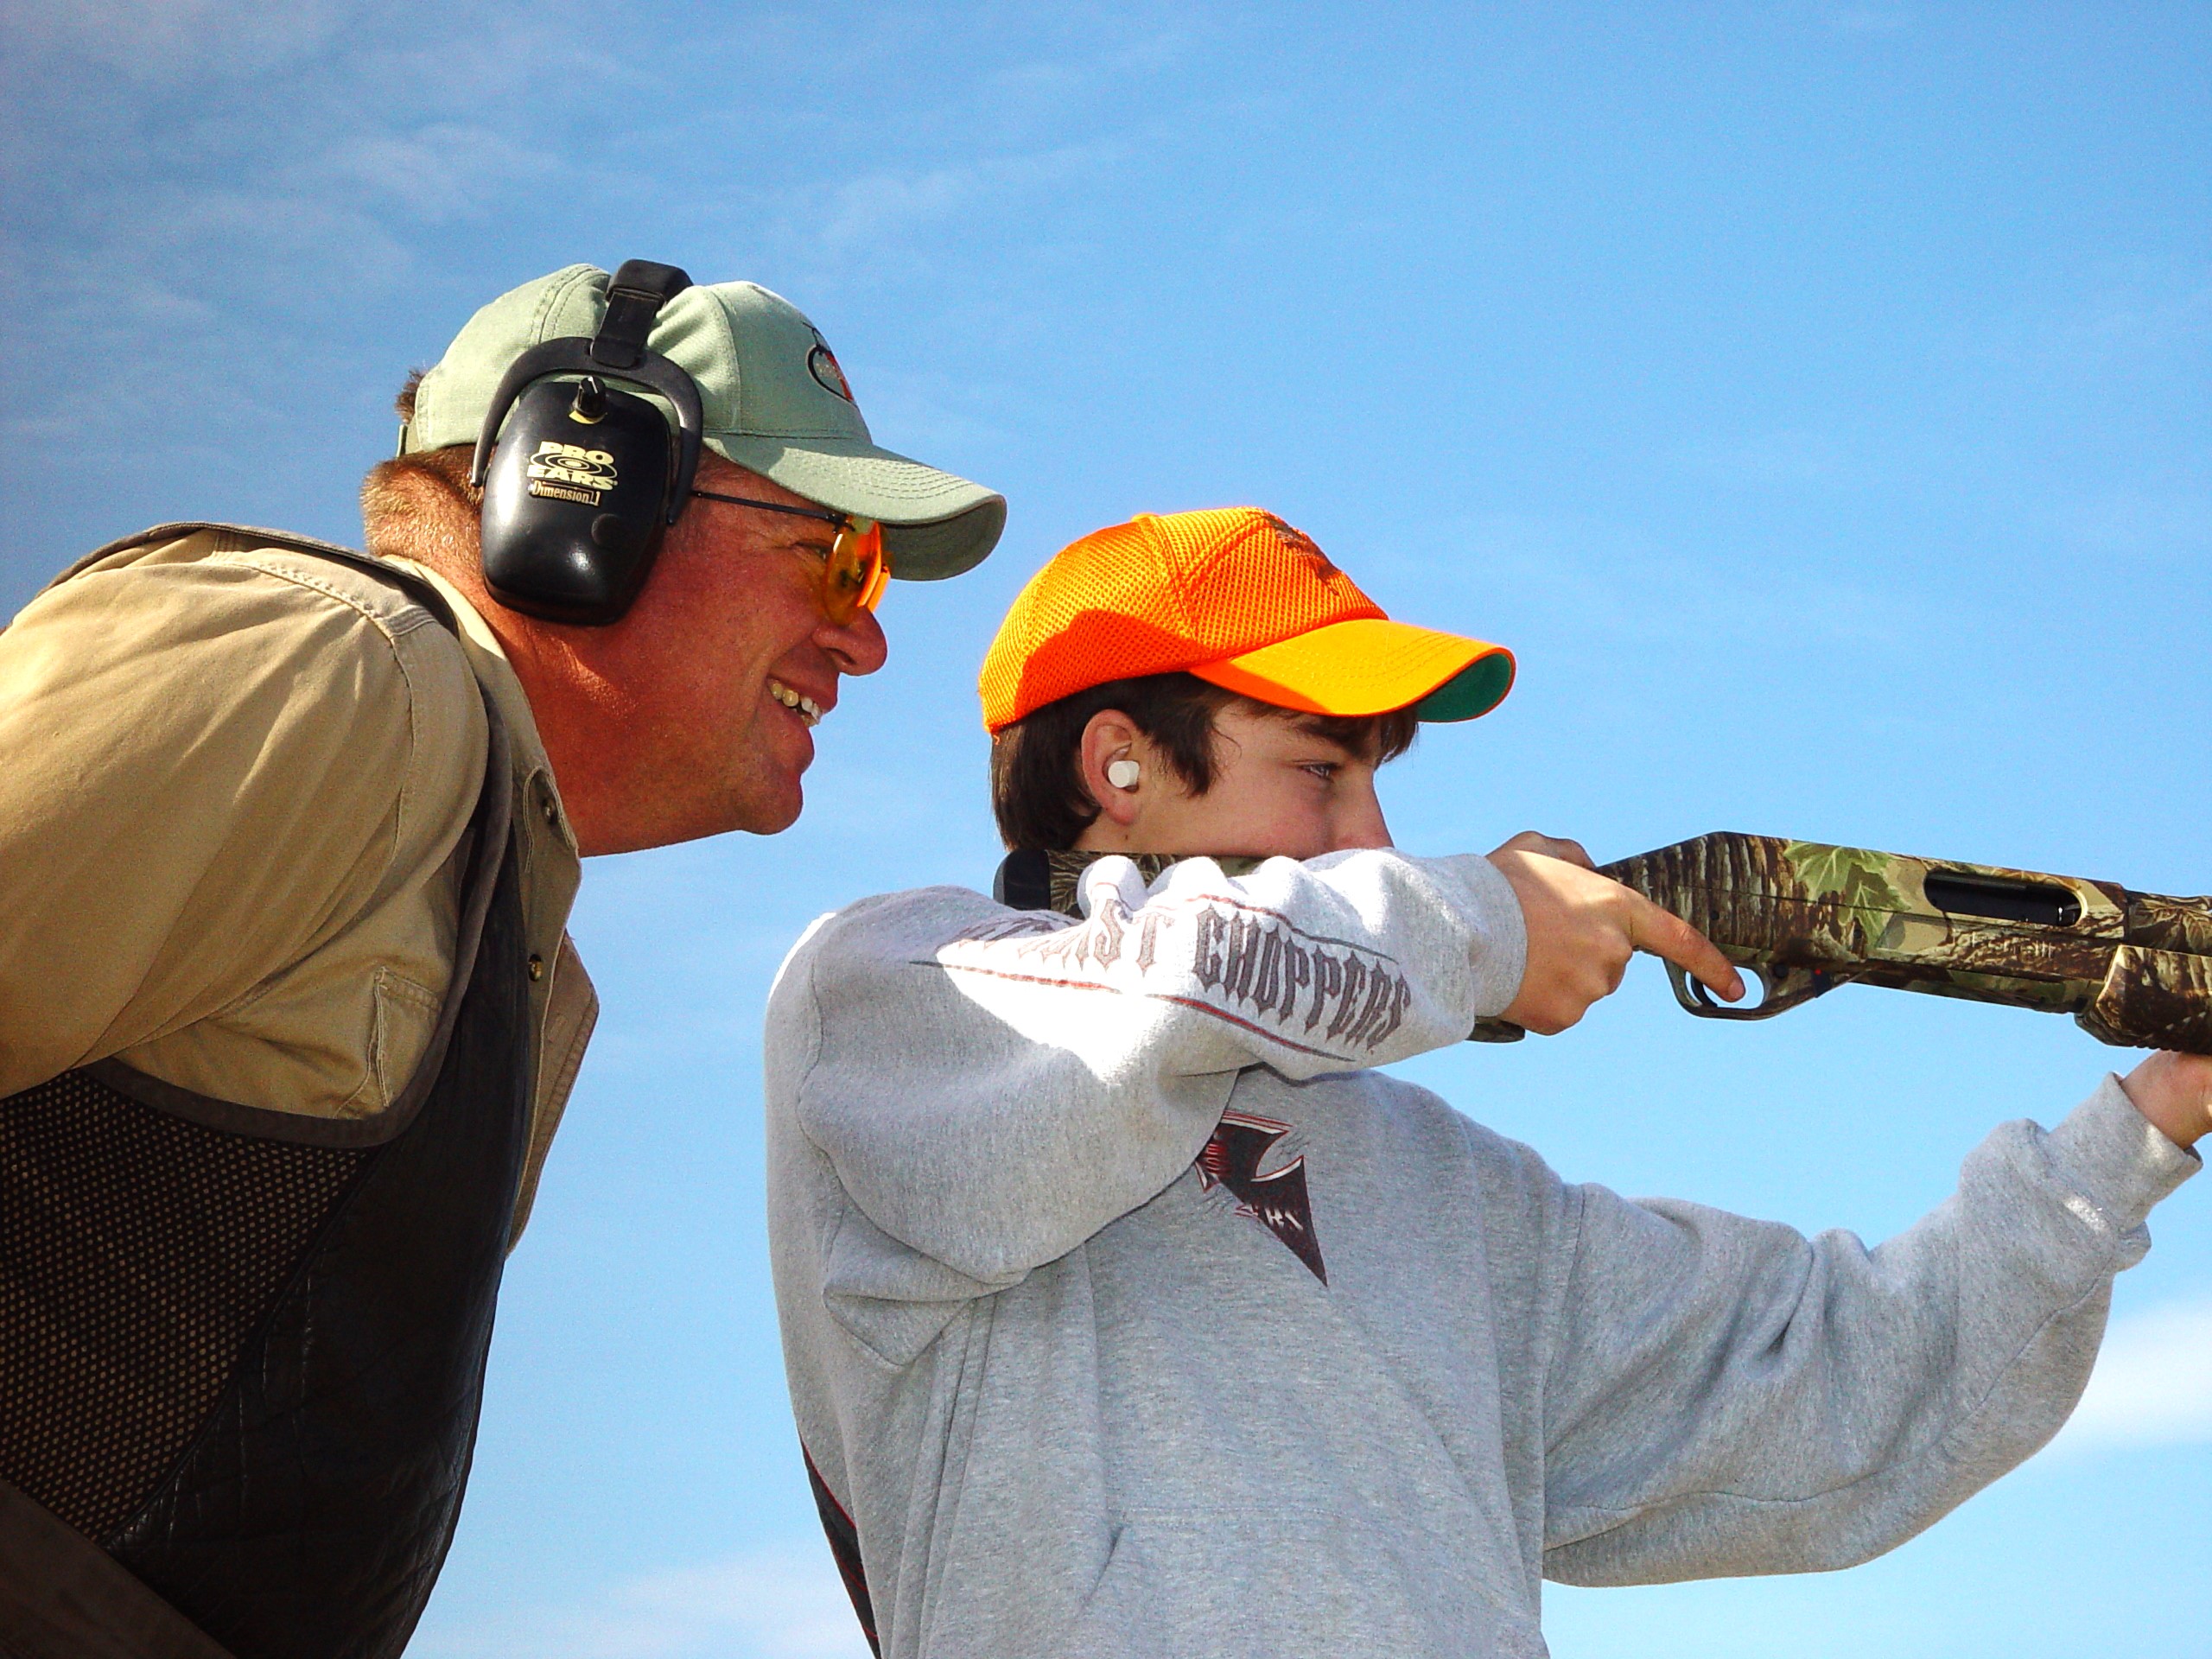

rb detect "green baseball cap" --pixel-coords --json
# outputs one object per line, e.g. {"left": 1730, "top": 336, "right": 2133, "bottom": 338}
{"left": 400, "top": 264, "right": 1005, "bottom": 581}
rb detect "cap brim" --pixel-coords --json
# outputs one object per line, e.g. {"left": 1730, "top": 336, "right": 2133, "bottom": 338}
{"left": 1188, "top": 616, "right": 1515, "bottom": 721}
{"left": 705, "top": 432, "right": 1006, "bottom": 581}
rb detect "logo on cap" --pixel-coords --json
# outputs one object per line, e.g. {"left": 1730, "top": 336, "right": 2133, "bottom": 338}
{"left": 807, "top": 340, "right": 855, "bottom": 403}
{"left": 1263, "top": 512, "right": 1341, "bottom": 581}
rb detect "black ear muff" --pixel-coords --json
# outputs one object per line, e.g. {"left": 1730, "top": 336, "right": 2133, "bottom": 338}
{"left": 470, "top": 260, "right": 704, "bottom": 626}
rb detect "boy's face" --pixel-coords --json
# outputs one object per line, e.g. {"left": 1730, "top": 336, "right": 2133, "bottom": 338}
{"left": 1075, "top": 701, "right": 1394, "bottom": 861}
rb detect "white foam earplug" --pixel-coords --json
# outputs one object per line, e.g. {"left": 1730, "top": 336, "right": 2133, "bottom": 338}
{"left": 1106, "top": 760, "right": 1141, "bottom": 790}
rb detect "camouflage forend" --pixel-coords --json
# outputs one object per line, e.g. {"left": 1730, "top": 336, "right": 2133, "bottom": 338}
{"left": 1596, "top": 832, "right": 2212, "bottom": 1052}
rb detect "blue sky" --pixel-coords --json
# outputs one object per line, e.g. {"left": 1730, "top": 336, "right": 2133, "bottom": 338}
{"left": 3, "top": 3, "right": 2207, "bottom": 1654}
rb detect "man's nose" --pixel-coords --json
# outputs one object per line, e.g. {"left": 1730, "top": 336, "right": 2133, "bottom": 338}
{"left": 816, "top": 605, "right": 888, "bottom": 677}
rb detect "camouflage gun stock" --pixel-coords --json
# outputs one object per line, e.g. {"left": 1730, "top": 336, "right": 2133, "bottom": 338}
{"left": 994, "top": 835, "right": 2212, "bottom": 1056}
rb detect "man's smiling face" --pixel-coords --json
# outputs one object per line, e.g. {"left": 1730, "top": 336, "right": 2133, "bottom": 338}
{"left": 668, "top": 454, "right": 889, "bottom": 836}
{"left": 526, "top": 452, "right": 889, "bottom": 852}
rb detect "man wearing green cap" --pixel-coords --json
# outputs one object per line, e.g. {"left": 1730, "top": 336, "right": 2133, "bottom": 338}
{"left": 0, "top": 263, "right": 1003, "bottom": 1659}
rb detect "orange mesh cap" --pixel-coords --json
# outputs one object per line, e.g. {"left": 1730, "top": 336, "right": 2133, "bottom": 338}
{"left": 978, "top": 507, "right": 1516, "bottom": 732}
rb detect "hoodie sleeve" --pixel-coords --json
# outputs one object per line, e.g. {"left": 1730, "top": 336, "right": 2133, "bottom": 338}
{"left": 1538, "top": 1077, "right": 2199, "bottom": 1583}
{"left": 770, "top": 850, "right": 1525, "bottom": 1288}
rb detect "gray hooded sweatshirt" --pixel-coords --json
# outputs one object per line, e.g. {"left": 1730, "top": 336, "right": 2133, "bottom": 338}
{"left": 766, "top": 851, "right": 2196, "bottom": 1659}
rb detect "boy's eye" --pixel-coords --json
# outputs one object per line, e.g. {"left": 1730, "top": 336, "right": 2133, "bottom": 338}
{"left": 1300, "top": 762, "right": 1338, "bottom": 782}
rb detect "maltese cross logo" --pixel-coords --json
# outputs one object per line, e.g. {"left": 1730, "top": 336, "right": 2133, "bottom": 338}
{"left": 1196, "top": 1109, "right": 1326, "bottom": 1283}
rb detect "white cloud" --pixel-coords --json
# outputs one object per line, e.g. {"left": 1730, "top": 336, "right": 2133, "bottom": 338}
{"left": 0, "top": 2, "right": 601, "bottom": 448}
{"left": 0, "top": 0, "right": 369, "bottom": 84}
{"left": 2055, "top": 282, "right": 2212, "bottom": 356}
{"left": 2050, "top": 1295, "right": 2212, "bottom": 1452}
{"left": 813, "top": 144, "right": 1119, "bottom": 253}
{"left": 312, "top": 122, "right": 560, "bottom": 223}
{"left": 1971, "top": 272, "right": 2212, "bottom": 371}
{"left": 2054, "top": 489, "right": 2212, "bottom": 563}
{"left": 416, "top": 1542, "right": 873, "bottom": 1659}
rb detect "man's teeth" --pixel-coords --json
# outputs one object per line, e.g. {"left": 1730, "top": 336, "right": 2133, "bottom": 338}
{"left": 768, "top": 678, "right": 823, "bottom": 727}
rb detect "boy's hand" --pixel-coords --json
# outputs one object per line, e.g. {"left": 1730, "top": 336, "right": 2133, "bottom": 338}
{"left": 1488, "top": 832, "right": 1745, "bottom": 1035}
{"left": 2120, "top": 1051, "right": 2212, "bottom": 1149}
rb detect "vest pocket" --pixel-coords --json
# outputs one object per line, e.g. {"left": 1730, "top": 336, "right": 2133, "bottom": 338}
{"left": 354, "top": 967, "right": 441, "bottom": 1117}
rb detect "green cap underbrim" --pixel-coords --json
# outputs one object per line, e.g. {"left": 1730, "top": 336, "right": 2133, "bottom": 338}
{"left": 706, "top": 432, "right": 1007, "bottom": 582}
{"left": 1412, "top": 652, "right": 1516, "bottom": 721}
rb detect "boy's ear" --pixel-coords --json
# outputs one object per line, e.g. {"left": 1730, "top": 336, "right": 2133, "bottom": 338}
{"left": 1077, "top": 709, "right": 1147, "bottom": 828}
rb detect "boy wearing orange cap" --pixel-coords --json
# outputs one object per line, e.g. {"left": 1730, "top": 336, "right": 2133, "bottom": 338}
{"left": 767, "top": 510, "right": 2204, "bottom": 1659}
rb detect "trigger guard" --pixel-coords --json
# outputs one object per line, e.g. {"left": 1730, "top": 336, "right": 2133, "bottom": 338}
{"left": 1667, "top": 961, "right": 1842, "bottom": 1021}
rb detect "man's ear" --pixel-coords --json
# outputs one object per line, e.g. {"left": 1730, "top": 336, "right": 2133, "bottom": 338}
{"left": 1077, "top": 709, "right": 1147, "bottom": 828}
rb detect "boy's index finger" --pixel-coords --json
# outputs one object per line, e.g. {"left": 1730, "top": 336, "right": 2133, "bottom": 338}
{"left": 1625, "top": 893, "right": 1745, "bottom": 1001}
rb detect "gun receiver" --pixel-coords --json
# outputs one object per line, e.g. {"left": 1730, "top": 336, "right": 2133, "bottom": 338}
{"left": 994, "top": 834, "right": 2212, "bottom": 1056}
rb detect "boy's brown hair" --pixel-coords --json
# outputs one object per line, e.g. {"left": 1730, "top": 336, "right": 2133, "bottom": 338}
{"left": 990, "top": 673, "right": 1417, "bottom": 850}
